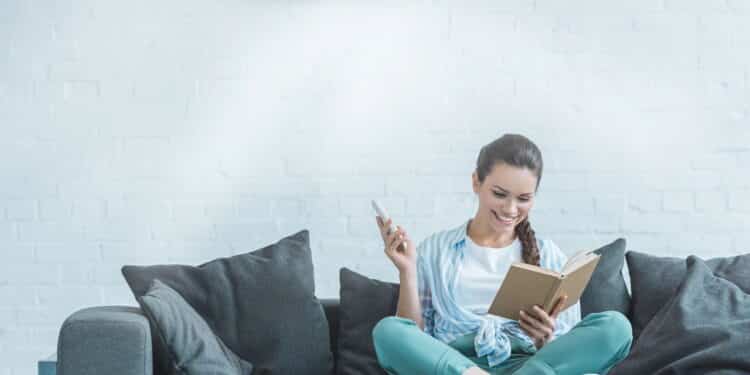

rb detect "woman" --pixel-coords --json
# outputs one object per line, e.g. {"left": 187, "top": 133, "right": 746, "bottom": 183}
{"left": 371, "top": 134, "right": 632, "bottom": 375}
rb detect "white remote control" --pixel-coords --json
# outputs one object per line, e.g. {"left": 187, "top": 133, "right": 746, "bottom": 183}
{"left": 371, "top": 200, "right": 406, "bottom": 251}
{"left": 372, "top": 200, "right": 397, "bottom": 234}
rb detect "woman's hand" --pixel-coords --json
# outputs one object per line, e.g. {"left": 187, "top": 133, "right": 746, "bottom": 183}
{"left": 519, "top": 295, "right": 568, "bottom": 349}
{"left": 375, "top": 216, "right": 417, "bottom": 275}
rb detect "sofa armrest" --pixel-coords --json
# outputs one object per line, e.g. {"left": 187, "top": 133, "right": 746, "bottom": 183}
{"left": 57, "top": 306, "right": 152, "bottom": 375}
{"left": 38, "top": 353, "right": 56, "bottom": 375}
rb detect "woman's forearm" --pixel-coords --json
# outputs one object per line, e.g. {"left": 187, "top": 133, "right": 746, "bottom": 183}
{"left": 395, "top": 269, "right": 423, "bottom": 330}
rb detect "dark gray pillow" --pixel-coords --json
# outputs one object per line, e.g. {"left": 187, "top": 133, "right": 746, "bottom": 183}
{"left": 337, "top": 267, "right": 399, "bottom": 375}
{"left": 626, "top": 251, "right": 750, "bottom": 341}
{"left": 138, "top": 279, "right": 254, "bottom": 374}
{"left": 580, "top": 238, "right": 630, "bottom": 318}
{"left": 122, "top": 229, "right": 333, "bottom": 375}
{"left": 609, "top": 256, "right": 750, "bottom": 375}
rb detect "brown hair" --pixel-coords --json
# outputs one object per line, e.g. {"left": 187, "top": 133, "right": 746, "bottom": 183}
{"left": 475, "top": 134, "right": 543, "bottom": 266}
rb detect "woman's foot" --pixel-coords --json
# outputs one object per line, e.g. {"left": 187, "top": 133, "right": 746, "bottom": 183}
{"left": 462, "top": 366, "right": 489, "bottom": 375}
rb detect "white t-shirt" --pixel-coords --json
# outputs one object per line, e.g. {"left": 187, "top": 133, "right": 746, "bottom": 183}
{"left": 455, "top": 235, "right": 523, "bottom": 316}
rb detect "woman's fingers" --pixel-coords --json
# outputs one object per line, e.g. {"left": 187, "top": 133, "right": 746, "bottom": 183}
{"left": 375, "top": 216, "right": 391, "bottom": 232}
{"left": 520, "top": 310, "right": 552, "bottom": 338}
{"left": 389, "top": 228, "right": 405, "bottom": 251}
{"left": 388, "top": 234, "right": 398, "bottom": 251}
{"left": 376, "top": 217, "right": 387, "bottom": 241}
{"left": 519, "top": 321, "right": 541, "bottom": 339}
{"left": 385, "top": 226, "right": 398, "bottom": 248}
{"left": 396, "top": 226, "right": 409, "bottom": 246}
{"left": 531, "top": 305, "right": 555, "bottom": 329}
{"left": 550, "top": 295, "right": 568, "bottom": 319}
{"left": 376, "top": 216, "right": 389, "bottom": 234}
{"left": 519, "top": 315, "right": 544, "bottom": 338}
{"left": 377, "top": 217, "right": 410, "bottom": 254}
{"left": 377, "top": 217, "right": 395, "bottom": 242}
{"left": 520, "top": 310, "right": 541, "bottom": 329}
{"left": 521, "top": 318, "right": 551, "bottom": 340}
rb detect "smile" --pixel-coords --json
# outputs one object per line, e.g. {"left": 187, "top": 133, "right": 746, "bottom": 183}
{"left": 492, "top": 210, "right": 516, "bottom": 225}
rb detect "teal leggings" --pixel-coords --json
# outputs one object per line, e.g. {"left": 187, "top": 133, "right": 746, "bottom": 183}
{"left": 372, "top": 311, "right": 632, "bottom": 375}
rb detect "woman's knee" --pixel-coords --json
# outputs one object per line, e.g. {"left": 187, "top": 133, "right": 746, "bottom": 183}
{"left": 588, "top": 311, "right": 633, "bottom": 352}
{"left": 372, "top": 316, "right": 417, "bottom": 349}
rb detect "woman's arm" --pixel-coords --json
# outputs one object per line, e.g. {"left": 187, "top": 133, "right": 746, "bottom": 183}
{"left": 398, "top": 250, "right": 436, "bottom": 334}
{"left": 376, "top": 216, "right": 424, "bottom": 327}
{"left": 395, "top": 269, "right": 424, "bottom": 330}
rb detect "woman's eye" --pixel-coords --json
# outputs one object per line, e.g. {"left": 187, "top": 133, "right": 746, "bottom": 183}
{"left": 494, "top": 192, "right": 529, "bottom": 202}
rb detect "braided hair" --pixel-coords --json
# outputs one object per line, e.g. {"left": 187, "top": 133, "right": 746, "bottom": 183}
{"left": 475, "top": 134, "right": 543, "bottom": 266}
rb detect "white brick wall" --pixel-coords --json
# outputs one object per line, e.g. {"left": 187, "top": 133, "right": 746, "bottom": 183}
{"left": 1, "top": 1, "right": 749, "bottom": 373}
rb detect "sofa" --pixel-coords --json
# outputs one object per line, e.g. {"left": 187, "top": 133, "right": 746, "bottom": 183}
{"left": 50, "top": 232, "right": 750, "bottom": 375}
{"left": 55, "top": 299, "right": 342, "bottom": 375}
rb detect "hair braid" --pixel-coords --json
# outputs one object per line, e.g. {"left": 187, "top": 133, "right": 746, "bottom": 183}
{"left": 515, "top": 218, "right": 540, "bottom": 266}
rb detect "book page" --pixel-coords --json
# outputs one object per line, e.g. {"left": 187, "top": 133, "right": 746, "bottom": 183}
{"left": 562, "top": 249, "right": 595, "bottom": 274}
{"left": 513, "top": 262, "right": 561, "bottom": 277}
{"left": 546, "top": 255, "right": 601, "bottom": 313}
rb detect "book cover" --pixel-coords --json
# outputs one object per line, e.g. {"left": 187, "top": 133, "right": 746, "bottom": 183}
{"left": 488, "top": 252, "right": 600, "bottom": 321}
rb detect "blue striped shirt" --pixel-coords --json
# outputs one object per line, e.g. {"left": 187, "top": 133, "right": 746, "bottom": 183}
{"left": 417, "top": 218, "right": 582, "bottom": 368}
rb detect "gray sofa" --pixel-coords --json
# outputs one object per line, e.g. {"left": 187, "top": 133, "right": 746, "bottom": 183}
{"left": 51, "top": 248, "right": 750, "bottom": 374}
{"left": 56, "top": 299, "right": 341, "bottom": 375}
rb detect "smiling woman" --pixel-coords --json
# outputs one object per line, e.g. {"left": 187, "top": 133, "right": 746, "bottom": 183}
{"left": 371, "top": 133, "right": 633, "bottom": 375}
{"left": 469, "top": 136, "right": 543, "bottom": 264}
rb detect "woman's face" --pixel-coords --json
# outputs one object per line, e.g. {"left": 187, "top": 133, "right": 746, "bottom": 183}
{"left": 472, "top": 162, "right": 538, "bottom": 234}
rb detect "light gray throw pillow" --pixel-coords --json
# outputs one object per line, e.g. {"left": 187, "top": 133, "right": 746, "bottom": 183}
{"left": 138, "top": 279, "right": 254, "bottom": 375}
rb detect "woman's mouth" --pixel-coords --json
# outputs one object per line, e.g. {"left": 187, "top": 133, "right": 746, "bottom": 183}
{"left": 492, "top": 210, "right": 516, "bottom": 225}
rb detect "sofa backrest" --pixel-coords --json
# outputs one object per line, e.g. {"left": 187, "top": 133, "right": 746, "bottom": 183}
{"left": 321, "top": 298, "right": 340, "bottom": 365}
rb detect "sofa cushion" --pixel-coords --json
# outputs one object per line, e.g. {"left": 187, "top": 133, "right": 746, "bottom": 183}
{"left": 609, "top": 256, "right": 750, "bottom": 374}
{"left": 122, "top": 229, "right": 333, "bottom": 375}
{"left": 337, "top": 267, "right": 399, "bottom": 375}
{"left": 579, "top": 238, "right": 630, "bottom": 318}
{"left": 626, "top": 250, "right": 750, "bottom": 341}
{"left": 138, "top": 279, "right": 254, "bottom": 374}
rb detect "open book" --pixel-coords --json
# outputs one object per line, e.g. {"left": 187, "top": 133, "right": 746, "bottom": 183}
{"left": 487, "top": 249, "right": 601, "bottom": 321}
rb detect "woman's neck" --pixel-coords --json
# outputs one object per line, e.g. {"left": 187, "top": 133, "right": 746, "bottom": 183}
{"left": 467, "top": 218, "right": 516, "bottom": 249}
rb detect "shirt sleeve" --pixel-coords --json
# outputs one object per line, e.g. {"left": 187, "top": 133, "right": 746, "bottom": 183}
{"left": 541, "top": 239, "right": 583, "bottom": 339}
{"left": 416, "top": 242, "right": 435, "bottom": 336}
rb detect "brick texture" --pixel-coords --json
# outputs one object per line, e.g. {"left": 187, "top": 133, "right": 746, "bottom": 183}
{"left": 0, "top": 1, "right": 749, "bottom": 373}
